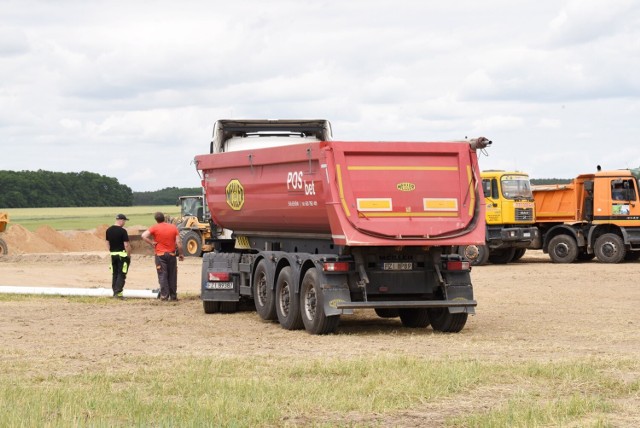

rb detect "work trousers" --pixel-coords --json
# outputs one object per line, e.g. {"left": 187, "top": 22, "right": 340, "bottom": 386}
{"left": 110, "top": 254, "right": 131, "bottom": 296}
{"left": 155, "top": 253, "right": 178, "bottom": 300}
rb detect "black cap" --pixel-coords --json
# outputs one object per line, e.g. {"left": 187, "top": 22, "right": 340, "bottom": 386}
{"left": 115, "top": 214, "right": 129, "bottom": 221}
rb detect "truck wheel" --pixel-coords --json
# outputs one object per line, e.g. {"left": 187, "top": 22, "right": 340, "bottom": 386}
{"left": 511, "top": 248, "right": 526, "bottom": 262}
{"left": 398, "top": 308, "right": 430, "bottom": 328}
{"left": 374, "top": 308, "right": 399, "bottom": 318}
{"left": 203, "top": 300, "right": 220, "bottom": 314}
{"left": 180, "top": 230, "right": 202, "bottom": 257}
{"left": 428, "top": 308, "right": 468, "bottom": 333}
{"left": 300, "top": 268, "right": 340, "bottom": 335}
{"left": 594, "top": 233, "right": 626, "bottom": 263}
{"left": 458, "top": 245, "right": 489, "bottom": 266}
{"left": 253, "top": 260, "right": 277, "bottom": 320}
{"left": 275, "top": 267, "right": 303, "bottom": 330}
{"left": 547, "top": 234, "right": 578, "bottom": 263}
{"left": 488, "top": 248, "right": 516, "bottom": 264}
{"left": 0, "top": 238, "right": 7, "bottom": 255}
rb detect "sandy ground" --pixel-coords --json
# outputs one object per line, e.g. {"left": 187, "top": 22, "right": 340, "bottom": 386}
{"left": 1, "top": 225, "right": 639, "bottom": 425}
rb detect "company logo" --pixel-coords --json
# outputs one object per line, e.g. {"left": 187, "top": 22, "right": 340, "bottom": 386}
{"left": 226, "top": 179, "right": 245, "bottom": 210}
{"left": 396, "top": 182, "right": 416, "bottom": 192}
{"left": 329, "top": 298, "right": 346, "bottom": 309}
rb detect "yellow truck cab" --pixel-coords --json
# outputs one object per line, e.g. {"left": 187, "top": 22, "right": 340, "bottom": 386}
{"left": 459, "top": 170, "right": 538, "bottom": 265}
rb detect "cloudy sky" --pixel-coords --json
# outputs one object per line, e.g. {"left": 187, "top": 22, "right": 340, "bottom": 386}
{"left": 1, "top": 0, "right": 639, "bottom": 191}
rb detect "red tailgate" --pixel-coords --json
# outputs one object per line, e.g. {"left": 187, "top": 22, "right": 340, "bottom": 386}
{"left": 325, "top": 141, "right": 482, "bottom": 243}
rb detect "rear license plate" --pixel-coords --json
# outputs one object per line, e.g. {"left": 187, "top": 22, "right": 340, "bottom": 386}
{"left": 383, "top": 262, "right": 413, "bottom": 270}
{"left": 206, "top": 282, "right": 234, "bottom": 290}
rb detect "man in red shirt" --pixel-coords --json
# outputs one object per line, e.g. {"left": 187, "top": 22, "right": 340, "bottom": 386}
{"left": 141, "top": 212, "right": 184, "bottom": 301}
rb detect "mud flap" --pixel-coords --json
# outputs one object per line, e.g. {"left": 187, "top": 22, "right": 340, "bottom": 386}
{"left": 445, "top": 285, "right": 475, "bottom": 314}
{"left": 321, "top": 276, "right": 353, "bottom": 316}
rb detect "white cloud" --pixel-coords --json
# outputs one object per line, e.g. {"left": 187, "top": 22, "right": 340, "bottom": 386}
{"left": 1, "top": 1, "right": 639, "bottom": 191}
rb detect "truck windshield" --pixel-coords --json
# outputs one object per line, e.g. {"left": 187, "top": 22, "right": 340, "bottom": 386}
{"left": 501, "top": 176, "right": 533, "bottom": 200}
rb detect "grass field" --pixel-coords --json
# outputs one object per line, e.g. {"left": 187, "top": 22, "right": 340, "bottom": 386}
{"left": 0, "top": 206, "right": 179, "bottom": 231}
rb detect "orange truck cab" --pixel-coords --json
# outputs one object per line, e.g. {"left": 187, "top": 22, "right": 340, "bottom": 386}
{"left": 530, "top": 168, "right": 640, "bottom": 263}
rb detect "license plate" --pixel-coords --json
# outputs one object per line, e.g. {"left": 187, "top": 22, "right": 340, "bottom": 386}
{"left": 206, "top": 282, "right": 234, "bottom": 290}
{"left": 383, "top": 262, "right": 413, "bottom": 270}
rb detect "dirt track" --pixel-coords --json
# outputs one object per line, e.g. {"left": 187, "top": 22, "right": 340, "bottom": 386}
{"left": 1, "top": 226, "right": 640, "bottom": 425}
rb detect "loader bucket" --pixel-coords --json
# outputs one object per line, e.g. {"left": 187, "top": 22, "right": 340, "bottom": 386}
{"left": 0, "top": 212, "right": 8, "bottom": 234}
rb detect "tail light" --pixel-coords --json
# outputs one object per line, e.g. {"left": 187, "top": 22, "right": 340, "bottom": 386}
{"left": 445, "top": 260, "right": 470, "bottom": 271}
{"left": 208, "top": 272, "right": 230, "bottom": 281}
{"left": 322, "top": 262, "right": 350, "bottom": 272}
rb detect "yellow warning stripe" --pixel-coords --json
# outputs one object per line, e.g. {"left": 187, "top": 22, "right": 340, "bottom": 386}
{"left": 347, "top": 166, "right": 458, "bottom": 171}
{"left": 467, "top": 165, "right": 475, "bottom": 217}
{"left": 358, "top": 212, "right": 459, "bottom": 218}
{"left": 336, "top": 164, "right": 351, "bottom": 217}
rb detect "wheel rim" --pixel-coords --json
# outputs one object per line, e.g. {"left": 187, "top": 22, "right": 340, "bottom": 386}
{"left": 303, "top": 286, "right": 317, "bottom": 321}
{"left": 256, "top": 273, "right": 267, "bottom": 306}
{"left": 553, "top": 243, "right": 569, "bottom": 258}
{"left": 279, "top": 281, "right": 291, "bottom": 316}
{"left": 601, "top": 241, "right": 618, "bottom": 258}
{"left": 187, "top": 239, "right": 198, "bottom": 254}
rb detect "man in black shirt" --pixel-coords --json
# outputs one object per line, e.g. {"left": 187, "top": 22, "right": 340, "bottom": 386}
{"left": 105, "top": 214, "right": 131, "bottom": 299}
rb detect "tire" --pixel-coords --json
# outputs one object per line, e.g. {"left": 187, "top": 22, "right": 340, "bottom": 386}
{"left": 428, "top": 308, "right": 468, "bottom": 333}
{"left": 511, "top": 248, "right": 526, "bottom": 262}
{"left": 374, "top": 308, "right": 400, "bottom": 318}
{"left": 203, "top": 300, "right": 220, "bottom": 314}
{"left": 180, "top": 230, "right": 202, "bottom": 257}
{"left": 275, "top": 267, "right": 303, "bottom": 330}
{"left": 398, "top": 308, "right": 430, "bottom": 328}
{"left": 594, "top": 233, "right": 626, "bottom": 263}
{"left": 253, "top": 260, "right": 277, "bottom": 320}
{"left": 459, "top": 244, "right": 489, "bottom": 266}
{"left": 547, "top": 234, "right": 578, "bottom": 263}
{"left": 299, "top": 268, "right": 340, "bottom": 335}
{"left": 489, "top": 248, "right": 516, "bottom": 264}
{"left": 0, "top": 238, "right": 7, "bottom": 256}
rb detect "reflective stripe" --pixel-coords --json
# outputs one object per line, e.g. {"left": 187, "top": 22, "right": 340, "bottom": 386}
{"left": 110, "top": 251, "right": 128, "bottom": 257}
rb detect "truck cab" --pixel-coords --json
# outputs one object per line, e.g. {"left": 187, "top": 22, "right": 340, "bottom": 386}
{"left": 460, "top": 170, "right": 538, "bottom": 265}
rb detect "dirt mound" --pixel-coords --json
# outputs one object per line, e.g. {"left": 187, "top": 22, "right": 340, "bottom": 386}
{"left": 2, "top": 224, "right": 59, "bottom": 254}
{"left": 0, "top": 224, "right": 153, "bottom": 255}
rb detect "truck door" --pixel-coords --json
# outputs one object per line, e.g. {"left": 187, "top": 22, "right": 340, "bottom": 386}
{"left": 610, "top": 178, "right": 637, "bottom": 216}
{"left": 483, "top": 178, "right": 502, "bottom": 225}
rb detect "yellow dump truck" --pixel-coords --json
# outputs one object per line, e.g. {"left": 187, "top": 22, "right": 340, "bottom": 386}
{"left": 458, "top": 170, "right": 538, "bottom": 265}
{"left": 0, "top": 212, "right": 8, "bottom": 255}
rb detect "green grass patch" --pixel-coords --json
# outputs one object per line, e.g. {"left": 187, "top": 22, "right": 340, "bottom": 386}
{"left": 1, "top": 206, "right": 179, "bottom": 231}
{"left": 0, "top": 354, "right": 637, "bottom": 427}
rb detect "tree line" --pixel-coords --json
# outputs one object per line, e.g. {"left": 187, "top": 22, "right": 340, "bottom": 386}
{"left": 0, "top": 169, "right": 573, "bottom": 209}
{"left": 0, "top": 170, "right": 202, "bottom": 208}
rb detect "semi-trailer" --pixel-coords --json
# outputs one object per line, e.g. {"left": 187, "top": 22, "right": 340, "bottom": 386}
{"left": 194, "top": 119, "right": 491, "bottom": 334}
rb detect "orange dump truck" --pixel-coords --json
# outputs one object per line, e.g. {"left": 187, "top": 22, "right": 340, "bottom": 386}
{"left": 530, "top": 168, "right": 640, "bottom": 263}
{"left": 193, "top": 119, "right": 491, "bottom": 334}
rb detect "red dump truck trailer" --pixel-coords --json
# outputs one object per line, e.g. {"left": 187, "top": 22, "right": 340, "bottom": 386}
{"left": 194, "top": 120, "right": 491, "bottom": 334}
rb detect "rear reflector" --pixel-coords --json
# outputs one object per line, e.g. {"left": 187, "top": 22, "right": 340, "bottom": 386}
{"left": 208, "top": 272, "right": 230, "bottom": 281}
{"left": 322, "top": 262, "right": 350, "bottom": 272}
{"left": 445, "top": 260, "right": 470, "bottom": 271}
